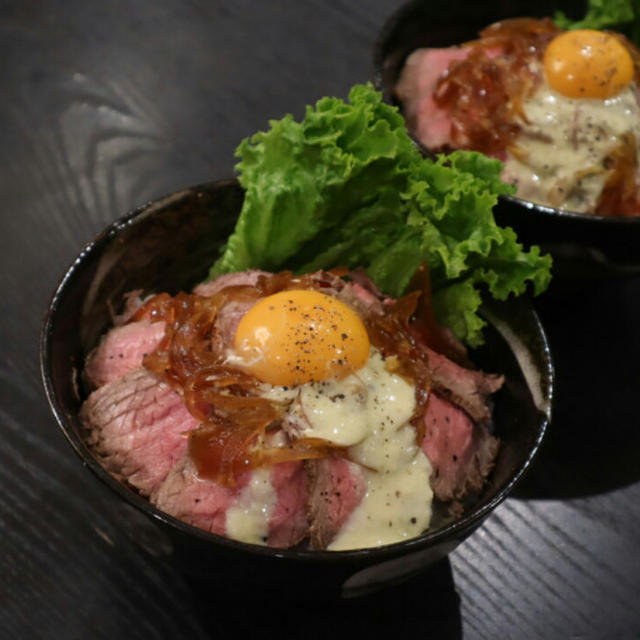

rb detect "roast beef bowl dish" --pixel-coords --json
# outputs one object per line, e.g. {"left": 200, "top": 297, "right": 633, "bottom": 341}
{"left": 375, "top": 0, "right": 640, "bottom": 275}
{"left": 41, "top": 84, "right": 553, "bottom": 597}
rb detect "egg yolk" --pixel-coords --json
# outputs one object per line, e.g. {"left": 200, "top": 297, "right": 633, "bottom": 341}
{"left": 233, "top": 289, "right": 370, "bottom": 386}
{"left": 543, "top": 29, "right": 634, "bottom": 99}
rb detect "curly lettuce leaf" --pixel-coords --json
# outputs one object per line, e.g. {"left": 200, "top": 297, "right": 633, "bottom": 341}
{"left": 209, "top": 84, "right": 552, "bottom": 346}
{"left": 211, "top": 84, "right": 414, "bottom": 275}
{"left": 554, "top": 0, "right": 639, "bottom": 42}
{"left": 432, "top": 281, "right": 486, "bottom": 348}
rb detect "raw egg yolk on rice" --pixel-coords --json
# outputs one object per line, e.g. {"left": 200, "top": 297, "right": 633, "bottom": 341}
{"left": 234, "top": 289, "right": 370, "bottom": 386}
{"left": 543, "top": 29, "right": 634, "bottom": 99}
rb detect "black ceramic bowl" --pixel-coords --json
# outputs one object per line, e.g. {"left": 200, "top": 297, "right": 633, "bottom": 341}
{"left": 374, "top": 0, "right": 640, "bottom": 277}
{"left": 41, "top": 179, "right": 553, "bottom": 598}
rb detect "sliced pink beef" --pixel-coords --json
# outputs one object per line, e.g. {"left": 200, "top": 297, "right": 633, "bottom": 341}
{"left": 80, "top": 369, "right": 199, "bottom": 495}
{"left": 306, "top": 457, "right": 367, "bottom": 550}
{"left": 151, "top": 453, "right": 250, "bottom": 536}
{"left": 426, "top": 346, "right": 504, "bottom": 425}
{"left": 350, "top": 282, "right": 381, "bottom": 310}
{"left": 192, "top": 271, "right": 268, "bottom": 350}
{"left": 84, "top": 320, "right": 165, "bottom": 389}
{"left": 395, "top": 47, "right": 470, "bottom": 149}
{"left": 395, "top": 46, "right": 503, "bottom": 151}
{"left": 422, "top": 393, "right": 499, "bottom": 505}
{"left": 347, "top": 274, "right": 501, "bottom": 425}
{"left": 151, "top": 454, "right": 308, "bottom": 547}
{"left": 268, "top": 460, "right": 309, "bottom": 548}
{"left": 112, "top": 289, "right": 146, "bottom": 325}
{"left": 211, "top": 299, "right": 255, "bottom": 351}
{"left": 348, "top": 267, "right": 385, "bottom": 298}
{"left": 192, "top": 269, "right": 267, "bottom": 297}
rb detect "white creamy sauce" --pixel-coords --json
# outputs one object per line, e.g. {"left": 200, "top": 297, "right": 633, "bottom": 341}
{"left": 255, "top": 381, "right": 299, "bottom": 403}
{"left": 297, "top": 349, "right": 416, "bottom": 451}
{"left": 502, "top": 78, "right": 640, "bottom": 213}
{"left": 328, "top": 451, "right": 433, "bottom": 551}
{"left": 298, "top": 376, "right": 369, "bottom": 446}
{"left": 294, "top": 349, "right": 432, "bottom": 550}
{"left": 349, "top": 422, "right": 418, "bottom": 473}
{"left": 225, "top": 467, "right": 277, "bottom": 546}
{"left": 244, "top": 347, "right": 433, "bottom": 550}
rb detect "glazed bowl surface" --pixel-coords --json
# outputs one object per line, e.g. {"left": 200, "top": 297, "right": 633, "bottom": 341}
{"left": 41, "top": 179, "right": 553, "bottom": 598}
{"left": 374, "top": 0, "right": 640, "bottom": 276}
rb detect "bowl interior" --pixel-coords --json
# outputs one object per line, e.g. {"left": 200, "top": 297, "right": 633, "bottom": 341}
{"left": 41, "top": 180, "right": 552, "bottom": 591}
{"left": 374, "top": 0, "right": 640, "bottom": 274}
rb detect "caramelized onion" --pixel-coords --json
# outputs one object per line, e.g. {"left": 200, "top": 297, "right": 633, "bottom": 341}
{"left": 434, "top": 18, "right": 560, "bottom": 156}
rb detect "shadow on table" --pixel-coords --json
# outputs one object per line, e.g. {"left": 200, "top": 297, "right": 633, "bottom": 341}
{"left": 513, "top": 275, "right": 640, "bottom": 500}
{"left": 183, "top": 558, "right": 462, "bottom": 639}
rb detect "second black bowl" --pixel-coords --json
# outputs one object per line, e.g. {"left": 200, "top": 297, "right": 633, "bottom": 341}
{"left": 374, "top": 0, "right": 640, "bottom": 276}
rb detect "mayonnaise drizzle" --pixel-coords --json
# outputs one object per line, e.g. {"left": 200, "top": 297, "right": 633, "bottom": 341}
{"left": 329, "top": 451, "right": 433, "bottom": 551}
{"left": 295, "top": 349, "right": 433, "bottom": 550}
{"left": 248, "top": 347, "right": 434, "bottom": 550}
{"left": 225, "top": 467, "right": 277, "bottom": 546}
{"left": 502, "top": 77, "right": 640, "bottom": 213}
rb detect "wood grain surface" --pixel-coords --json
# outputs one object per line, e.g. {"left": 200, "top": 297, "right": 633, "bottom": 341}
{"left": 1, "top": 1, "right": 639, "bottom": 638}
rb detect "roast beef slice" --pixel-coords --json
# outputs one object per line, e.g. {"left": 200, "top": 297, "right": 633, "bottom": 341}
{"left": 395, "top": 47, "right": 470, "bottom": 149}
{"left": 80, "top": 369, "right": 198, "bottom": 495}
{"left": 84, "top": 320, "right": 165, "bottom": 389}
{"left": 426, "top": 346, "right": 503, "bottom": 425}
{"left": 306, "top": 457, "right": 367, "bottom": 550}
{"left": 422, "top": 392, "right": 499, "bottom": 504}
{"left": 151, "top": 453, "right": 309, "bottom": 547}
{"left": 150, "top": 452, "right": 245, "bottom": 537}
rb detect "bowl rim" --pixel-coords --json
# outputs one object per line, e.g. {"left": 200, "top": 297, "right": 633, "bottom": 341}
{"left": 40, "top": 178, "right": 553, "bottom": 563}
{"left": 500, "top": 193, "right": 640, "bottom": 225}
{"left": 372, "top": 0, "right": 640, "bottom": 225}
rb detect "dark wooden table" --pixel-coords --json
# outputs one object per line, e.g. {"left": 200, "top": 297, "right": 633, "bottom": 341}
{"left": 2, "top": 2, "right": 639, "bottom": 638}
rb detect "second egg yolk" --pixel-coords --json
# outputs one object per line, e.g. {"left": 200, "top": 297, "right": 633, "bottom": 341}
{"left": 233, "top": 289, "right": 370, "bottom": 386}
{"left": 543, "top": 29, "right": 634, "bottom": 99}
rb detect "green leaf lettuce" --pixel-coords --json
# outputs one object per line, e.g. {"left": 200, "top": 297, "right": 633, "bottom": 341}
{"left": 209, "top": 84, "right": 552, "bottom": 347}
{"left": 554, "top": 0, "right": 640, "bottom": 43}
